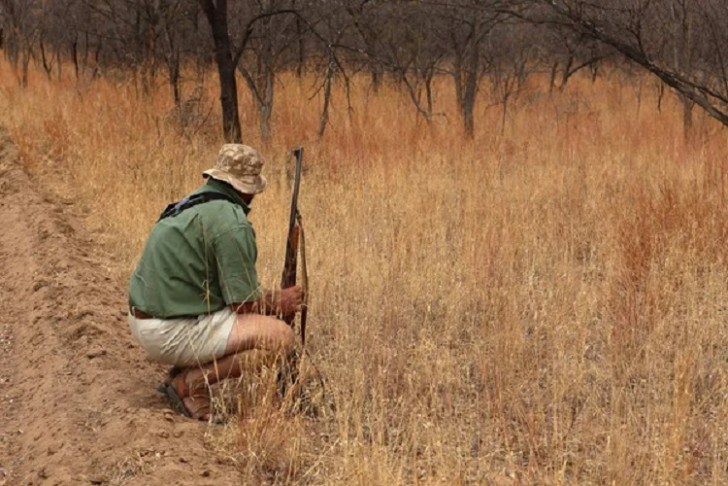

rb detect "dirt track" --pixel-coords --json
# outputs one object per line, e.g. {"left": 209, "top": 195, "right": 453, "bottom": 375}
{"left": 0, "top": 131, "right": 244, "bottom": 485}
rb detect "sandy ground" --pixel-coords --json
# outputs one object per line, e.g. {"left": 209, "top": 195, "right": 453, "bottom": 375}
{"left": 0, "top": 130, "right": 245, "bottom": 485}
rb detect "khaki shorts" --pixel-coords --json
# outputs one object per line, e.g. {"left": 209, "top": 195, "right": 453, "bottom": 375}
{"left": 128, "top": 308, "right": 236, "bottom": 367}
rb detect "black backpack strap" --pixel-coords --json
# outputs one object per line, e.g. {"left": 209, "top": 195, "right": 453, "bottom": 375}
{"left": 158, "top": 192, "right": 239, "bottom": 221}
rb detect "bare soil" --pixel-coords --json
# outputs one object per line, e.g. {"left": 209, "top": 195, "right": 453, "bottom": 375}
{"left": 0, "top": 130, "right": 244, "bottom": 485}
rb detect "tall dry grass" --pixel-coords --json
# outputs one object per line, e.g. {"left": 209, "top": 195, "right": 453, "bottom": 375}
{"left": 2, "top": 61, "right": 728, "bottom": 484}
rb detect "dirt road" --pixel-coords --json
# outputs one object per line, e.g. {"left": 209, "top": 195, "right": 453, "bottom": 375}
{"left": 0, "top": 131, "right": 243, "bottom": 485}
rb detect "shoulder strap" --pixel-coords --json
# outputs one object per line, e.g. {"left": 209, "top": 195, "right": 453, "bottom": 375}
{"left": 158, "top": 192, "right": 239, "bottom": 221}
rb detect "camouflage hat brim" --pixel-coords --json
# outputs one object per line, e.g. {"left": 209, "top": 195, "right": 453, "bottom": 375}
{"left": 202, "top": 168, "right": 267, "bottom": 195}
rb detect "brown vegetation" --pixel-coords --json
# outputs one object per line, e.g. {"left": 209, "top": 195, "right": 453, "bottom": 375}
{"left": 2, "top": 60, "right": 728, "bottom": 484}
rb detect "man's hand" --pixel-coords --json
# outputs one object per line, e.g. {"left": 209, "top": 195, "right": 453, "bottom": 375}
{"left": 277, "top": 285, "right": 304, "bottom": 315}
{"left": 230, "top": 286, "right": 304, "bottom": 316}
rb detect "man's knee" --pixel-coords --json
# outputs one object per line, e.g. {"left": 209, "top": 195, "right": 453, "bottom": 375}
{"left": 255, "top": 316, "right": 296, "bottom": 353}
{"left": 272, "top": 320, "right": 296, "bottom": 354}
{"left": 232, "top": 314, "right": 296, "bottom": 354}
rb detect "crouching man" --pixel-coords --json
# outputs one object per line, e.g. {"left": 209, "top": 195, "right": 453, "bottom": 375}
{"left": 127, "top": 144, "right": 302, "bottom": 421}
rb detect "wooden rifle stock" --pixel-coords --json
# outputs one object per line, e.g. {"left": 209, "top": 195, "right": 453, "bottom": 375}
{"left": 281, "top": 223, "right": 299, "bottom": 325}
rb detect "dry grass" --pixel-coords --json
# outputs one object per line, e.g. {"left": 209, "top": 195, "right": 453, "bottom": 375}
{"left": 2, "top": 61, "right": 728, "bottom": 485}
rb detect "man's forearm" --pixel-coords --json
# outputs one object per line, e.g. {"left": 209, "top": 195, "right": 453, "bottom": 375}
{"left": 259, "top": 289, "right": 281, "bottom": 315}
{"left": 231, "top": 289, "right": 280, "bottom": 316}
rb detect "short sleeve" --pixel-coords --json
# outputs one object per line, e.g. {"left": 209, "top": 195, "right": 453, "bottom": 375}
{"left": 213, "top": 225, "right": 261, "bottom": 305}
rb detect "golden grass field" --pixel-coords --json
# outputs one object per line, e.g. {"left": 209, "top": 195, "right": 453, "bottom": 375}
{"left": 2, "top": 61, "right": 728, "bottom": 484}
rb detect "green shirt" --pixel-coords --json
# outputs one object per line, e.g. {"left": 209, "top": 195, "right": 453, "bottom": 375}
{"left": 128, "top": 179, "right": 261, "bottom": 318}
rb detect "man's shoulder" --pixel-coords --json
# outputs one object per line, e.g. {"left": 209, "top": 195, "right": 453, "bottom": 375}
{"left": 195, "top": 197, "right": 250, "bottom": 222}
{"left": 190, "top": 198, "right": 253, "bottom": 241}
{"left": 156, "top": 183, "right": 252, "bottom": 237}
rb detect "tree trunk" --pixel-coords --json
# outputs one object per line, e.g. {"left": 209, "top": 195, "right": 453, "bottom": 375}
{"left": 5, "top": 36, "right": 19, "bottom": 70}
{"left": 239, "top": 61, "right": 275, "bottom": 143}
{"left": 318, "top": 56, "right": 334, "bottom": 139}
{"left": 461, "top": 39, "right": 479, "bottom": 138}
{"left": 92, "top": 41, "right": 102, "bottom": 79}
{"left": 670, "top": 2, "right": 692, "bottom": 138}
{"left": 55, "top": 47, "right": 62, "bottom": 80}
{"left": 425, "top": 69, "right": 434, "bottom": 118}
{"left": 560, "top": 55, "right": 574, "bottom": 91}
{"left": 462, "top": 90, "right": 475, "bottom": 136}
{"left": 83, "top": 32, "right": 90, "bottom": 71}
{"left": 589, "top": 60, "right": 599, "bottom": 82}
{"left": 169, "top": 54, "right": 181, "bottom": 107}
{"left": 549, "top": 61, "right": 559, "bottom": 92}
{"left": 200, "top": 0, "right": 243, "bottom": 143}
{"left": 20, "top": 40, "right": 31, "bottom": 88}
{"left": 681, "top": 96, "right": 694, "bottom": 139}
{"left": 39, "top": 39, "right": 53, "bottom": 79}
{"left": 71, "top": 39, "right": 79, "bottom": 79}
{"left": 261, "top": 65, "right": 274, "bottom": 143}
{"left": 370, "top": 68, "right": 382, "bottom": 94}
{"left": 259, "top": 103, "right": 272, "bottom": 142}
{"left": 163, "top": 19, "right": 182, "bottom": 108}
{"left": 167, "top": 56, "right": 182, "bottom": 108}
{"left": 295, "top": 16, "right": 304, "bottom": 78}
{"left": 452, "top": 48, "right": 464, "bottom": 114}
{"left": 656, "top": 82, "right": 665, "bottom": 112}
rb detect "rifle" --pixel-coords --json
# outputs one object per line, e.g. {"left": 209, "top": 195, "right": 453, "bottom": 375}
{"left": 281, "top": 146, "right": 308, "bottom": 347}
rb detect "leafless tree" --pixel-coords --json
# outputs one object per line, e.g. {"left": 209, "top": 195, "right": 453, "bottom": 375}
{"left": 517, "top": 0, "right": 728, "bottom": 130}
{"left": 308, "top": 2, "right": 354, "bottom": 139}
{"left": 231, "top": 1, "right": 300, "bottom": 143}
{"left": 486, "top": 20, "right": 538, "bottom": 134}
{"left": 378, "top": 3, "right": 446, "bottom": 123}
{"left": 198, "top": 0, "right": 304, "bottom": 143}
{"left": 0, "top": 0, "right": 43, "bottom": 87}
{"left": 421, "top": 0, "right": 507, "bottom": 137}
{"left": 541, "top": 27, "right": 608, "bottom": 92}
{"left": 36, "top": 1, "right": 76, "bottom": 80}
{"left": 345, "top": 1, "right": 387, "bottom": 93}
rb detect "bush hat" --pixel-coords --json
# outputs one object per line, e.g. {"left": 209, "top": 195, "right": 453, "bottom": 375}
{"left": 203, "top": 144, "right": 268, "bottom": 195}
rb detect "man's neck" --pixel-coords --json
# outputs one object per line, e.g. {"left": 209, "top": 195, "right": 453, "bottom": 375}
{"left": 205, "top": 179, "right": 252, "bottom": 213}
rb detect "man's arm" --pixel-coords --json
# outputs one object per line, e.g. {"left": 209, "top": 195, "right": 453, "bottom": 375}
{"left": 230, "top": 285, "right": 303, "bottom": 316}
